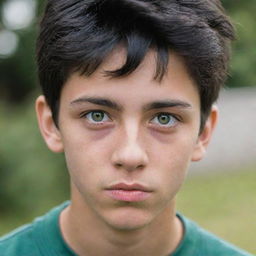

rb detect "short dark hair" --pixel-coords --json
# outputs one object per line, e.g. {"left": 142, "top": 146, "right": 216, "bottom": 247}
{"left": 36, "top": 0, "right": 235, "bottom": 132}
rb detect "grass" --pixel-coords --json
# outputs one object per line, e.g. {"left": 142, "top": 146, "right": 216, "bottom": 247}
{"left": 0, "top": 166, "right": 255, "bottom": 254}
{"left": 177, "top": 166, "right": 256, "bottom": 254}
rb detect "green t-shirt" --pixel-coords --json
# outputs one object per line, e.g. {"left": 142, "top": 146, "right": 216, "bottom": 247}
{"left": 0, "top": 202, "right": 253, "bottom": 256}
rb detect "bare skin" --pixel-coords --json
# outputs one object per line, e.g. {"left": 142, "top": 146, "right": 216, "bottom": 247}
{"left": 36, "top": 49, "right": 217, "bottom": 256}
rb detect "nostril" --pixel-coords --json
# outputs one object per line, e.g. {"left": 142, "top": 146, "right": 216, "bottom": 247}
{"left": 115, "top": 163, "right": 123, "bottom": 168}
{"left": 114, "top": 162, "right": 145, "bottom": 171}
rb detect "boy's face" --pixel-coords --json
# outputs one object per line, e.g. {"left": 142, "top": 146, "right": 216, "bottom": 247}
{"left": 36, "top": 50, "right": 217, "bottom": 230}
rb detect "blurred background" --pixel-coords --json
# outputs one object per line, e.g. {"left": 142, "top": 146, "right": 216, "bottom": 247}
{"left": 0, "top": 0, "right": 255, "bottom": 253}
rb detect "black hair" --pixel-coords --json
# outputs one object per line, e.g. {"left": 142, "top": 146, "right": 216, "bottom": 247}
{"left": 36, "top": 0, "right": 235, "bottom": 132}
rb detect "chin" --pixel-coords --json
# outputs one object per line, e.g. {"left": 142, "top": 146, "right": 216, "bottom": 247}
{"left": 103, "top": 207, "right": 154, "bottom": 231}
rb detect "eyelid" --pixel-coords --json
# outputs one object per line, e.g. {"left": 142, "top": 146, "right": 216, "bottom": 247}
{"left": 80, "top": 109, "right": 109, "bottom": 118}
{"left": 152, "top": 112, "right": 180, "bottom": 120}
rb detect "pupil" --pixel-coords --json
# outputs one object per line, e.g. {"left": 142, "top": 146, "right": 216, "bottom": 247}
{"left": 92, "top": 112, "right": 103, "bottom": 121}
{"left": 159, "top": 114, "right": 169, "bottom": 124}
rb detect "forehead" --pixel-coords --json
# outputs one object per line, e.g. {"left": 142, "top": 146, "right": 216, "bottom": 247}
{"left": 60, "top": 49, "right": 200, "bottom": 110}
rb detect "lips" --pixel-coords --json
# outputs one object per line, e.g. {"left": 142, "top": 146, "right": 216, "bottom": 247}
{"left": 108, "top": 183, "right": 152, "bottom": 192}
{"left": 105, "top": 183, "right": 152, "bottom": 202}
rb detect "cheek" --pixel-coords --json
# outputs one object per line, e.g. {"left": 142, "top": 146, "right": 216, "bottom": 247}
{"left": 154, "top": 135, "right": 197, "bottom": 191}
{"left": 63, "top": 137, "right": 103, "bottom": 188}
{"left": 155, "top": 133, "right": 196, "bottom": 168}
{"left": 62, "top": 127, "right": 116, "bottom": 189}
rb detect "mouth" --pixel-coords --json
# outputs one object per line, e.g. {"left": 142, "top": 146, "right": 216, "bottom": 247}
{"left": 105, "top": 183, "right": 153, "bottom": 202}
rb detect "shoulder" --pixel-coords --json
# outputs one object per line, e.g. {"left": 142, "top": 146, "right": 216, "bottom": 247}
{"left": 196, "top": 225, "right": 252, "bottom": 256}
{"left": 174, "top": 214, "right": 253, "bottom": 256}
{"left": 0, "top": 223, "right": 39, "bottom": 256}
{"left": 0, "top": 202, "right": 70, "bottom": 256}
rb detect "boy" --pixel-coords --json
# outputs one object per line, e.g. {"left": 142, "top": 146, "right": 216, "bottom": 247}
{"left": 0, "top": 0, "right": 253, "bottom": 255}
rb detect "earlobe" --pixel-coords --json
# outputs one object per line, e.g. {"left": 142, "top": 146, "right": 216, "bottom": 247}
{"left": 191, "top": 106, "right": 218, "bottom": 162}
{"left": 35, "top": 95, "right": 64, "bottom": 153}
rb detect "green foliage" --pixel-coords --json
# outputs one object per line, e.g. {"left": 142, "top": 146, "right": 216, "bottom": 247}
{"left": 0, "top": 99, "right": 69, "bottom": 216}
{"left": 222, "top": 0, "right": 256, "bottom": 87}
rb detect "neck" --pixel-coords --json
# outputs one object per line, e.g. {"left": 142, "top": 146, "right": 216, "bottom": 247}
{"left": 60, "top": 194, "right": 183, "bottom": 256}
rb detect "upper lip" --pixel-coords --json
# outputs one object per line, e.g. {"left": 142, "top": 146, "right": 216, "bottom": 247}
{"left": 107, "top": 183, "right": 152, "bottom": 192}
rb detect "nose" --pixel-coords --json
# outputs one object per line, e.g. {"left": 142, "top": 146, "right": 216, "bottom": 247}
{"left": 111, "top": 123, "right": 149, "bottom": 172}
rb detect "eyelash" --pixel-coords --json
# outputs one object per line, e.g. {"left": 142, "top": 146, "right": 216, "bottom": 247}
{"left": 80, "top": 110, "right": 180, "bottom": 128}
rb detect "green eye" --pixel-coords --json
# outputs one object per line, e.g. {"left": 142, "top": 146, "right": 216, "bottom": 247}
{"left": 151, "top": 113, "right": 177, "bottom": 127}
{"left": 86, "top": 111, "right": 109, "bottom": 123}
{"left": 92, "top": 111, "right": 104, "bottom": 122}
{"left": 158, "top": 114, "right": 171, "bottom": 125}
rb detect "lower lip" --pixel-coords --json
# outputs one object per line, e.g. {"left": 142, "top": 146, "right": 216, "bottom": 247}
{"left": 105, "top": 190, "right": 151, "bottom": 202}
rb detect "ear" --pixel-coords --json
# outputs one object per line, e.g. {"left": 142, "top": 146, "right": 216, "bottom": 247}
{"left": 35, "top": 95, "right": 64, "bottom": 153}
{"left": 191, "top": 105, "right": 218, "bottom": 162}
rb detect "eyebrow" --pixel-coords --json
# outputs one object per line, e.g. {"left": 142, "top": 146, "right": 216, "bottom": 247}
{"left": 70, "top": 97, "right": 123, "bottom": 111}
{"left": 143, "top": 100, "right": 192, "bottom": 111}
{"left": 70, "top": 97, "right": 192, "bottom": 111}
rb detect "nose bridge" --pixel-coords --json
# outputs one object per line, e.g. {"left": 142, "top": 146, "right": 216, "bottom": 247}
{"left": 125, "top": 118, "right": 140, "bottom": 145}
{"left": 111, "top": 119, "right": 148, "bottom": 171}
